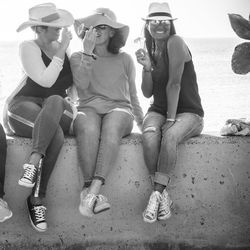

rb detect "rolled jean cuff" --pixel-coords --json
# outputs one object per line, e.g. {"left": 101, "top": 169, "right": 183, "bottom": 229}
{"left": 154, "top": 172, "right": 170, "bottom": 186}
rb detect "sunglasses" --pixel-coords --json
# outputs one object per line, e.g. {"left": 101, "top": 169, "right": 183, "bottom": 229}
{"left": 149, "top": 20, "right": 170, "bottom": 25}
{"left": 94, "top": 25, "right": 109, "bottom": 31}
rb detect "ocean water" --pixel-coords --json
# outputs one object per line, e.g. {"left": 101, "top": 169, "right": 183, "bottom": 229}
{"left": 0, "top": 37, "right": 249, "bottom": 133}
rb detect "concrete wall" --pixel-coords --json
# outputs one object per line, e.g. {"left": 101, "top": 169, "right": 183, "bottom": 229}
{"left": 0, "top": 133, "right": 250, "bottom": 249}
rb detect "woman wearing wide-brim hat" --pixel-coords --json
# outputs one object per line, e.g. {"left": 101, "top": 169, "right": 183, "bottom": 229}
{"left": 2, "top": 3, "right": 75, "bottom": 232}
{"left": 135, "top": 2, "right": 204, "bottom": 223}
{"left": 70, "top": 8, "right": 144, "bottom": 217}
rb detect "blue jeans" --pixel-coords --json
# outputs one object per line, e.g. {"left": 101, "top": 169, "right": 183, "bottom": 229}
{"left": 73, "top": 108, "right": 133, "bottom": 185}
{"left": 0, "top": 123, "right": 7, "bottom": 198}
{"left": 8, "top": 95, "right": 73, "bottom": 197}
{"left": 142, "top": 112, "right": 204, "bottom": 186}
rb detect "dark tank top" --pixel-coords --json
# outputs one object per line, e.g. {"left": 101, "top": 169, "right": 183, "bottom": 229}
{"left": 148, "top": 42, "right": 204, "bottom": 117}
{"left": 16, "top": 50, "right": 73, "bottom": 98}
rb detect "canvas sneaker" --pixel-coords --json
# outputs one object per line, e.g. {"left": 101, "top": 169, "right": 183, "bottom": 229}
{"left": 27, "top": 196, "right": 47, "bottom": 232}
{"left": 79, "top": 190, "right": 97, "bottom": 217}
{"left": 143, "top": 191, "right": 161, "bottom": 223}
{"left": 93, "top": 194, "right": 111, "bottom": 214}
{"left": 0, "top": 198, "right": 13, "bottom": 223}
{"left": 158, "top": 189, "right": 172, "bottom": 221}
{"left": 18, "top": 163, "right": 38, "bottom": 188}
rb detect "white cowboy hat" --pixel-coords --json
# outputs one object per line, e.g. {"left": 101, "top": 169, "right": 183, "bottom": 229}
{"left": 142, "top": 2, "right": 177, "bottom": 21}
{"left": 17, "top": 3, "right": 74, "bottom": 32}
{"left": 74, "top": 8, "right": 129, "bottom": 48}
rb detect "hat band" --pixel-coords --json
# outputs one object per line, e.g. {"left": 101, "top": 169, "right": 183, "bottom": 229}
{"left": 148, "top": 12, "right": 172, "bottom": 18}
{"left": 30, "top": 12, "right": 60, "bottom": 23}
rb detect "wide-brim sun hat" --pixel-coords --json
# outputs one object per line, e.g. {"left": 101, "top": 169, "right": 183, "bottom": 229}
{"left": 142, "top": 2, "right": 177, "bottom": 21}
{"left": 17, "top": 3, "right": 74, "bottom": 32}
{"left": 74, "top": 8, "right": 129, "bottom": 48}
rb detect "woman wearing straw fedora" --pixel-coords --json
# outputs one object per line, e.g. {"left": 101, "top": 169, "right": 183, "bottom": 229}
{"left": 3, "top": 3, "right": 74, "bottom": 232}
{"left": 71, "top": 8, "right": 144, "bottom": 217}
{"left": 135, "top": 2, "right": 204, "bottom": 223}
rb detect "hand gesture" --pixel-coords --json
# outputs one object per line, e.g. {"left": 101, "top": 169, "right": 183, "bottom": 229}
{"left": 61, "top": 27, "right": 72, "bottom": 49}
{"left": 82, "top": 26, "right": 96, "bottom": 54}
{"left": 135, "top": 49, "right": 151, "bottom": 70}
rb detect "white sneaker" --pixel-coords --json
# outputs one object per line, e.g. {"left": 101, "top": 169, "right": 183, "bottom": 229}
{"left": 142, "top": 191, "right": 161, "bottom": 223}
{"left": 158, "top": 189, "right": 172, "bottom": 221}
{"left": 79, "top": 190, "right": 97, "bottom": 217}
{"left": 93, "top": 194, "right": 111, "bottom": 214}
{"left": 0, "top": 198, "right": 13, "bottom": 223}
{"left": 18, "top": 163, "right": 38, "bottom": 188}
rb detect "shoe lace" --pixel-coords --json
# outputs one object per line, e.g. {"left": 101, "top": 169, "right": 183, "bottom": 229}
{"left": 146, "top": 192, "right": 160, "bottom": 214}
{"left": 86, "top": 194, "right": 96, "bottom": 207}
{"left": 160, "top": 196, "right": 170, "bottom": 211}
{"left": 33, "top": 205, "right": 46, "bottom": 222}
{"left": 0, "top": 198, "right": 7, "bottom": 209}
{"left": 23, "top": 164, "right": 37, "bottom": 181}
{"left": 97, "top": 194, "right": 107, "bottom": 202}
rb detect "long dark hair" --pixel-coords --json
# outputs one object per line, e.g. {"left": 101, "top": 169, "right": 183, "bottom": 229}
{"left": 144, "top": 20, "right": 176, "bottom": 64}
{"left": 108, "top": 28, "right": 124, "bottom": 54}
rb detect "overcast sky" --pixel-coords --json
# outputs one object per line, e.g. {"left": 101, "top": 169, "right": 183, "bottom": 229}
{"left": 1, "top": 0, "right": 249, "bottom": 41}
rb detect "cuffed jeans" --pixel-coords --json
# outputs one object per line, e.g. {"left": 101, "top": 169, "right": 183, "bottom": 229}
{"left": 142, "top": 111, "right": 204, "bottom": 186}
{"left": 8, "top": 95, "right": 73, "bottom": 197}
{"left": 73, "top": 108, "right": 133, "bottom": 185}
{"left": 0, "top": 123, "right": 7, "bottom": 198}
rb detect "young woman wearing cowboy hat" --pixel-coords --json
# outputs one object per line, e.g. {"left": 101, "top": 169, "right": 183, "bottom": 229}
{"left": 135, "top": 2, "right": 204, "bottom": 223}
{"left": 2, "top": 3, "right": 74, "bottom": 232}
{"left": 70, "top": 8, "right": 144, "bottom": 217}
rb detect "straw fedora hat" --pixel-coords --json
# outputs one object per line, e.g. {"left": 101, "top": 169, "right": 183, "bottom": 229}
{"left": 17, "top": 3, "right": 74, "bottom": 32}
{"left": 142, "top": 2, "right": 177, "bottom": 21}
{"left": 74, "top": 8, "right": 129, "bottom": 48}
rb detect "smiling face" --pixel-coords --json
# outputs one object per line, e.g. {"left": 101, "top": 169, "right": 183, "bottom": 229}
{"left": 147, "top": 20, "right": 171, "bottom": 41}
{"left": 94, "top": 25, "right": 115, "bottom": 46}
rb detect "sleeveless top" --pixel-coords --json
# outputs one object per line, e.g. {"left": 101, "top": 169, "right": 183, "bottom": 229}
{"left": 148, "top": 42, "right": 204, "bottom": 117}
{"left": 16, "top": 50, "right": 73, "bottom": 98}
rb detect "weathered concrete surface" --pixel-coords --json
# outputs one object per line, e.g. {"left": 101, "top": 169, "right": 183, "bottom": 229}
{"left": 1, "top": 133, "right": 250, "bottom": 249}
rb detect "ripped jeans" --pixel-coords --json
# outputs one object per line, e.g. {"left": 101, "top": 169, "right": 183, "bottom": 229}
{"left": 142, "top": 111, "right": 204, "bottom": 186}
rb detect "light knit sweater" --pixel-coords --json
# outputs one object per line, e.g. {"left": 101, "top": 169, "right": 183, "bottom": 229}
{"left": 70, "top": 51, "right": 144, "bottom": 126}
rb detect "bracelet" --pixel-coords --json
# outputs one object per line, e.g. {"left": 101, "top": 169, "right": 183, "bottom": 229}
{"left": 166, "top": 118, "right": 175, "bottom": 122}
{"left": 82, "top": 52, "right": 97, "bottom": 60}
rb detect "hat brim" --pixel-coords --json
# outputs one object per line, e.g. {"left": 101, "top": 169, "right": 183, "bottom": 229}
{"left": 74, "top": 13, "right": 129, "bottom": 47}
{"left": 17, "top": 9, "right": 74, "bottom": 32}
{"left": 142, "top": 16, "right": 177, "bottom": 21}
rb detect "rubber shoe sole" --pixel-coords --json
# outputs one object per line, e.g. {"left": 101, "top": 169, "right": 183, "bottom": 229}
{"left": 0, "top": 211, "right": 13, "bottom": 223}
{"left": 18, "top": 178, "right": 35, "bottom": 188}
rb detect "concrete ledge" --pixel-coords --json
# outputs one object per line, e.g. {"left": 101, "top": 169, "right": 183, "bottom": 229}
{"left": 1, "top": 133, "right": 250, "bottom": 249}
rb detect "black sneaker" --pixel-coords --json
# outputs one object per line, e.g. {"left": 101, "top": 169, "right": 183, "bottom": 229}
{"left": 19, "top": 164, "right": 38, "bottom": 188}
{"left": 26, "top": 196, "right": 47, "bottom": 232}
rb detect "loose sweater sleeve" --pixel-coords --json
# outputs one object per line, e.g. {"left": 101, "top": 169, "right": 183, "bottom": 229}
{"left": 70, "top": 51, "right": 94, "bottom": 91}
{"left": 125, "top": 53, "right": 144, "bottom": 126}
{"left": 19, "top": 40, "right": 64, "bottom": 88}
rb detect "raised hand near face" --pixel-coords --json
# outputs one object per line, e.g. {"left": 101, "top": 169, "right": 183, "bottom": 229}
{"left": 61, "top": 27, "right": 73, "bottom": 49}
{"left": 82, "top": 26, "right": 97, "bottom": 54}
